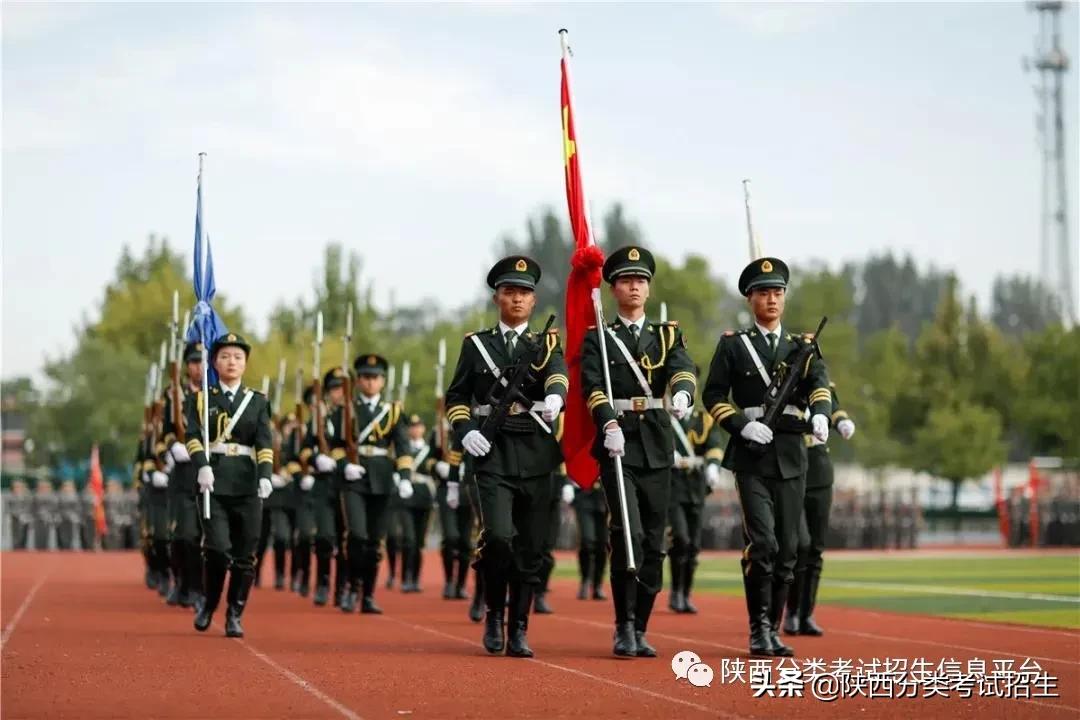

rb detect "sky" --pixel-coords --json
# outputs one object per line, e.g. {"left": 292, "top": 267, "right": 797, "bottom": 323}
{"left": 3, "top": 1, "right": 1078, "bottom": 381}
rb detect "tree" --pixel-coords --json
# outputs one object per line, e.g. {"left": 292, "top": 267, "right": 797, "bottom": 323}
{"left": 912, "top": 404, "right": 1006, "bottom": 511}
{"left": 990, "top": 275, "right": 1062, "bottom": 338}
{"left": 1013, "top": 326, "right": 1080, "bottom": 458}
{"left": 848, "top": 252, "right": 947, "bottom": 342}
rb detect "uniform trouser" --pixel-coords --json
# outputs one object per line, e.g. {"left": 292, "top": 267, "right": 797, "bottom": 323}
{"left": 293, "top": 494, "right": 316, "bottom": 587}
{"left": 537, "top": 479, "right": 562, "bottom": 593}
{"left": 255, "top": 505, "right": 292, "bottom": 584}
{"left": 56, "top": 520, "right": 78, "bottom": 550}
{"left": 385, "top": 501, "right": 405, "bottom": 580}
{"left": 11, "top": 520, "right": 31, "bottom": 550}
{"left": 436, "top": 483, "right": 475, "bottom": 588}
{"left": 400, "top": 506, "right": 431, "bottom": 584}
{"left": 341, "top": 491, "right": 391, "bottom": 597}
{"left": 573, "top": 498, "right": 607, "bottom": 587}
{"left": 309, "top": 493, "right": 339, "bottom": 589}
{"left": 197, "top": 492, "right": 262, "bottom": 614}
{"left": 475, "top": 471, "right": 552, "bottom": 612}
{"left": 600, "top": 461, "right": 669, "bottom": 631}
{"left": 668, "top": 498, "right": 704, "bottom": 596}
{"left": 789, "top": 449, "right": 834, "bottom": 622}
{"left": 736, "top": 471, "right": 805, "bottom": 631}
{"left": 80, "top": 520, "right": 96, "bottom": 551}
{"left": 145, "top": 489, "right": 171, "bottom": 578}
{"left": 169, "top": 491, "right": 202, "bottom": 595}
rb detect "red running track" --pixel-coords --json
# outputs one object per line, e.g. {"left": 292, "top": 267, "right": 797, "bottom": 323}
{"left": 2, "top": 551, "right": 1077, "bottom": 719}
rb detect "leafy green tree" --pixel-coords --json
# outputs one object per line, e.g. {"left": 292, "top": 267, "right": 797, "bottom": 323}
{"left": 991, "top": 275, "right": 1061, "bottom": 338}
{"left": 1013, "top": 326, "right": 1080, "bottom": 458}
{"left": 912, "top": 404, "right": 1006, "bottom": 511}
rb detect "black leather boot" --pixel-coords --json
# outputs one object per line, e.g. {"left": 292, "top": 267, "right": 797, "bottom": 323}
{"left": 633, "top": 584, "right": 658, "bottom": 657}
{"left": 313, "top": 544, "right": 331, "bottom": 606}
{"left": 768, "top": 581, "right": 795, "bottom": 657}
{"left": 784, "top": 569, "right": 804, "bottom": 635}
{"left": 273, "top": 542, "right": 287, "bottom": 590}
{"left": 668, "top": 555, "right": 686, "bottom": 613}
{"left": 611, "top": 573, "right": 637, "bottom": 657}
{"left": 360, "top": 563, "right": 382, "bottom": 614}
{"left": 454, "top": 553, "right": 470, "bottom": 599}
{"left": 224, "top": 569, "right": 254, "bottom": 638}
{"left": 533, "top": 590, "right": 553, "bottom": 614}
{"left": 799, "top": 567, "right": 824, "bottom": 636}
{"left": 482, "top": 572, "right": 507, "bottom": 654}
{"left": 577, "top": 548, "right": 590, "bottom": 600}
{"left": 167, "top": 540, "right": 185, "bottom": 606}
{"left": 194, "top": 553, "right": 226, "bottom": 633}
{"left": 506, "top": 582, "right": 534, "bottom": 658}
{"left": 591, "top": 549, "right": 607, "bottom": 600}
{"left": 682, "top": 556, "right": 699, "bottom": 614}
{"left": 744, "top": 572, "right": 773, "bottom": 657}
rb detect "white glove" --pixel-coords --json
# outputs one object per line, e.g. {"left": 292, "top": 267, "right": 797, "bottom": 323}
{"left": 740, "top": 421, "right": 774, "bottom": 445}
{"left": 141, "top": 471, "right": 150, "bottom": 486}
{"left": 673, "top": 454, "right": 691, "bottom": 471}
{"left": 299, "top": 474, "right": 315, "bottom": 491}
{"left": 462, "top": 430, "right": 491, "bottom": 458}
{"left": 398, "top": 479, "right": 414, "bottom": 500}
{"left": 169, "top": 442, "right": 190, "bottom": 463}
{"left": 670, "top": 391, "right": 691, "bottom": 420}
{"left": 258, "top": 477, "right": 273, "bottom": 499}
{"left": 561, "top": 484, "right": 575, "bottom": 504}
{"left": 604, "top": 423, "right": 626, "bottom": 457}
{"left": 446, "top": 481, "right": 460, "bottom": 510}
{"left": 151, "top": 471, "right": 169, "bottom": 489}
{"left": 434, "top": 461, "right": 450, "bottom": 480}
{"left": 344, "top": 463, "right": 365, "bottom": 481}
{"left": 270, "top": 473, "right": 287, "bottom": 489}
{"left": 314, "top": 454, "right": 337, "bottom": 473}
{"left": 163, "top": 453, "right": 176, "bottom": 474}
{"left": 837, "top": 419, "right": 856, "bottom": 440}
{"left": 542, "top": 393, "right": 564, "bottom": 422}
{"left": 812, "top": 414, "right": 829, "bottom": 443}
{"left": 197, "top": 466, "right": 215, "bottom": 493}
{"left": 705, "top": 464, "right": 722, "bottom": 491}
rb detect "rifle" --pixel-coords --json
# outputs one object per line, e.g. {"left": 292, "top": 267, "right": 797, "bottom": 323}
{"left": 434, "top": 338, "right": 448, "bottom": 452}
{"left": 312, "top": 311, "right": 329, "bottom": 455}
{"left": 478, "top": 314, "right": 555, "bottom": 443}
{"left": 293, "top": 365, "right": 305, "bottom": 464}
{"left": 170, "top": 292, "right": 186, "bottom": 444}
{"left": 398, "top": 361, "right": 411, "bottom": 405}
{"left": 342, "top": 304, "right": 358, "bottom": 463}
{"left": 150, "top": 341, "right": 168, "bottom": 472}
{"left": 142, "top": 363, "right": 156, "bottom": 469}
{"left": 386, "top": 364, "right": 397, "bottom": 399}
{"left": 262, "top": 374, "right": 282, "bottom": 475}
{"left": 746, "top": 316, "right": 828, "bottom": 454}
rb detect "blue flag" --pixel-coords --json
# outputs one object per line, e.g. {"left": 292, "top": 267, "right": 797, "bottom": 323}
{"left": 186, "top": 156, "right": 228, "bottom": 384}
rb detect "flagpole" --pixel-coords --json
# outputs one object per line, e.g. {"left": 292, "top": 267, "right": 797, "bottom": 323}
{"left": 198, "top": 152, "right": 212, "bottom": 520}
{"left": 586, "top": 195, "right": 636, "bottom": 574}
{"left": 742, "top": 178, "right": 763, "bottom": 260}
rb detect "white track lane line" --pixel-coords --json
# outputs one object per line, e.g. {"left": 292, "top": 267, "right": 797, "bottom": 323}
{"left": 380, "top": 615, "right": 746, "bottom": 720}
{"left": 238, "top": 640, "right": 364, "bottom": 720}
{"left": 1, "top": 575, "right": 48, "bottom": 650}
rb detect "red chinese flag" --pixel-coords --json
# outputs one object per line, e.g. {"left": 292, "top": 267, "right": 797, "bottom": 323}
{"left": 560, "top": 53, "right": 604, "bottom": 490}
{"left": 89, "top": 444, "right": 107, "bottom": 539}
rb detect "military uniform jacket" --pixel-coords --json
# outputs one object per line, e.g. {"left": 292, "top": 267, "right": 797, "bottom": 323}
{"left": 34, "top": 493, "right": 59, "bottom": 523}
{"left": 346, "top": 399, "right": 412, "bottom": 496}
{"left": 670, "top": 408, "right": 724, "bottom": 506}
{"left": 403, "top": 432, "right": 439, "bottom": 509}
{"left": 58, "top": 492, "right": 83, "bottom": 523}
{"left": 299, "top": 407, "right": 347, "bottom": 498}
{"left": 445, "top": 325, "right": 568, "bottom": 478}
{"left": 185, "top": 384, "right": 274, "bottom": 496}
{"left": 581, "top": 319, "right": 697, "bottom": 470}
{"left": 160, "top": 386, "right": 199, "bottom": 495}
{"left": 702, "top": 328, "right": 831, "bottom": 480}
{"left": 277, "top": 421, "right": 306, "bottom": 508}
{"left": 803, "top": 383, "right": 848, "bottom": 488}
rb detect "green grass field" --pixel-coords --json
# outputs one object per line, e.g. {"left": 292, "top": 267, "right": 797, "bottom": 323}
{"left": 556, "top": 552, "right": 1080, "bottom": 629}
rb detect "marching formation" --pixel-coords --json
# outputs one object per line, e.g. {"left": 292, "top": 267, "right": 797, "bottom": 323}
{"left": 132, "top": 247, "right": 857, "bottom": 659}
{"left": 127, "top": 30, "right": 859, "bottom": 661}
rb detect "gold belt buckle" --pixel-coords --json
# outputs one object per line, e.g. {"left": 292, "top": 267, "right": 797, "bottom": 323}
{"left": 226, "top": 444, "right": 238, "bottom": 456}
{"left": 631, "top": 397, "right": 647, "bottom": 412}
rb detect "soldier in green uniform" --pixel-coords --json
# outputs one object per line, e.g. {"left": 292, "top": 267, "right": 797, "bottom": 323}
{"left": 7, "top": 479, "right": 34, "bottom": 550}
{"left": 300, "top": 369, "right": 350, "bottom": 607}
{"left": 340, "top": 353, "right": 413, "bottom": 614}
{"left": 142, "top": 416, "right": 172, "bottom": 596}
{"left": 161, "top": 341, "right": 205, "bottom": 608}
{"left": 291, "top": 385, "right": 318, "bottom": 596}
{"left": 667, "top": 404, "right": 725, "bottom": 614}
{"left": 701, "top": 257, "right": 832, "bottom": 657}
{"left": 56, "top": 480, "right": 83, "bottom": 550}
{"left": 254, "top": 414, "right": 294, "bottom": 590}
{"left": 784, "top": 384, "right": 855, "bottom": 636}
{"left": 435, "top": 435, "right": 471, "bottom": 601}
{"left": 572, "top": 479, "right": 608, "bottom": 601}
{"left": 397, "top": 415, "right": 437, "bottom": 593}
{"left": 186, "top": 333, "right": 276, "bottom": 638}
{"left": 445, "top": 255, "right": 568, "bottom": 658}
{"left": 580, "top": 246, "right": 697, "bottom": 658}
